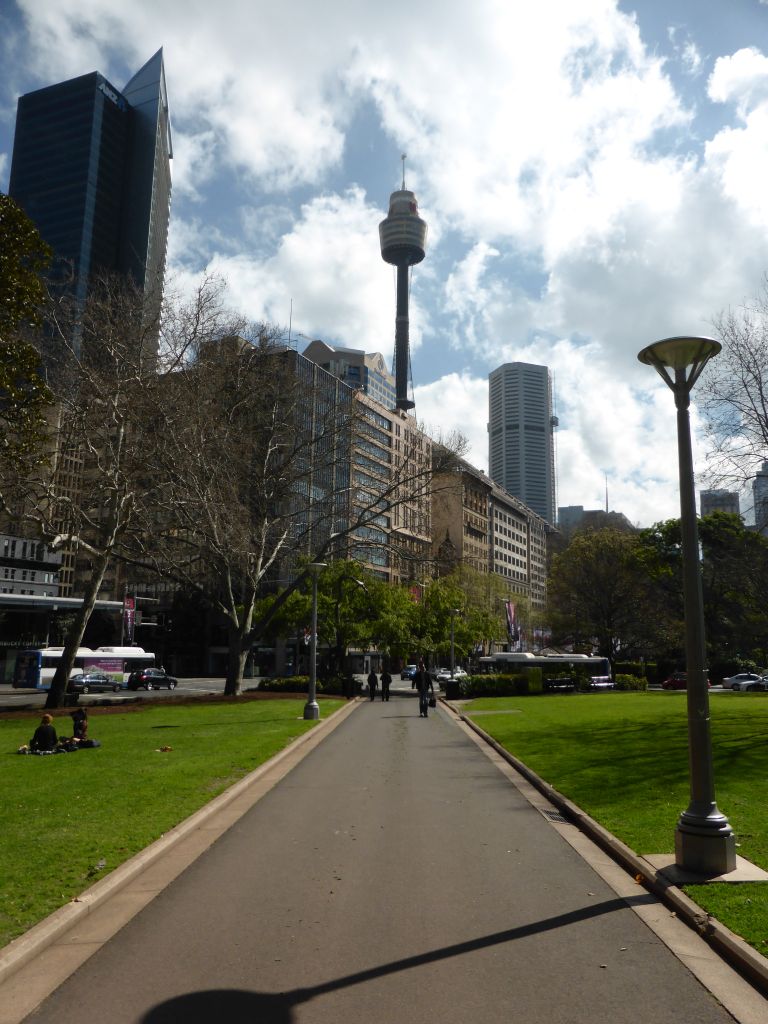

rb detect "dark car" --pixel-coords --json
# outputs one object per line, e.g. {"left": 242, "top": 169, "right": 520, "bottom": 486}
{"left": 68, "top": 672, "right": 121, "bottom": 694}
{"left": 127, "top": 667, "right": 178, "bottom": 691}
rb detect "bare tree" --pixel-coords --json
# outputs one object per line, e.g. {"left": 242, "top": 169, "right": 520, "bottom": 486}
{"left": 701, "top": 285, "right": 768, "bottom": 496}
{"left": 147, "top": 329, "right": 466, "bottom": 695}
{"left": 1, "top": 272, "right": 238, "bottom": 707}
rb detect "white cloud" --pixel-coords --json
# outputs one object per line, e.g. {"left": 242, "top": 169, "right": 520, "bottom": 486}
{"left": 705, "top": 48, "right": 768, "bottom": 227}
{"left": 347, "top": 1, "right": 689, "bottom": 255}
{"left": 7, "top": 1, "right": 768, "bottom": 529}
{"left": 15, "top": 0, "right": 353, "bottom": 192}
{"left": 414, "top": 373, "right": 489, "bottom": 473}
{"left": 171, "top": 188, "right": 419, "bottom": 351}
{"left": 170, "top": 130, "right": 218, "bottom": 201}
{"left": 708, "top": 47, "right": 768, "bottom": 115}
{"left": 667, "top": 26, "right": 704, "bottom": 78}
{"left": 414, "top": 350, "right": 714, "bottom": 530}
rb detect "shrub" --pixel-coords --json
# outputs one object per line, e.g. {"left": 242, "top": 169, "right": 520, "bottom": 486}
{"left": 258, "top": 675, "right": 311, "bottom": 693}
{"left": 614, "top": 673, "right": 647, "bottom": 691}
{"left": 615, "top": 661, "right": 645, "bottom": 678}
{"left": 317, "top": 674, "right": 358, "bottom": 696}
{"left": 460, "top": 668, "right": 542, "bottom": 697}
{"left": 526, "top": 667, "right": 543, "bottom": 694}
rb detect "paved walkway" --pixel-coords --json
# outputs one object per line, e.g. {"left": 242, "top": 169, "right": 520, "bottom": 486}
{"left": 6, "top": 694, "right": 768, "bottom": 1022}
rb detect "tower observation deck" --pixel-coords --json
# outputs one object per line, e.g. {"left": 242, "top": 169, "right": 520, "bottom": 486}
{"left": 379, "top": 188, "right": 427, "bottom": 411}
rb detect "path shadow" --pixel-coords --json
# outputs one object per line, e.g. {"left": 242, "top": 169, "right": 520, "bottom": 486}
{"left": 141, "top": 895, "right": 653, "bottom": 1022}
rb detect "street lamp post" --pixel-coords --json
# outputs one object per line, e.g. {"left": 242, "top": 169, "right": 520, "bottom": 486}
{"left": 304, "top": 562, "right": 327, "bottom": 721}
{"left": 638, "top": 336, "right": 736, "bottom": 875}
{"left": 450, "top": 608, "right": 460, "bottom": 678}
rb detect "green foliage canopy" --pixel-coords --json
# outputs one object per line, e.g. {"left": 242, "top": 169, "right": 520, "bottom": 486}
{"left": 0, "top": 193, "right": 53, "bottom": 470}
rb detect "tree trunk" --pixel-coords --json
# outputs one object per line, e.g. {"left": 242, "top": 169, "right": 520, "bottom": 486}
{"left": 45, "top": 550, "right": 110, "bottom": 709}
{"left": 224, "top": 623, "right": 249, "bottom": 695}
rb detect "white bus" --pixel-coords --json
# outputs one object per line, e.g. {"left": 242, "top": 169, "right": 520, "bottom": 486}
{"left": 12, "top": 646, "right": 155, "bottom": 690}
{"left": 477, "top": 652, "right": 613, "bottom": 689}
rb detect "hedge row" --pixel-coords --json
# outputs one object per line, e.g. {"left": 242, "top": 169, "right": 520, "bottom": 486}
{"left": 457, "top": 669, "right": 543, "bottom": 697}
{"left": 257, "top": 675, "right": 353, "bottom": 695}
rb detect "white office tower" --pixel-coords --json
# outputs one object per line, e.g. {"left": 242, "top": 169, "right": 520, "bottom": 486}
{"left": 753, "top": 461, "right": 768, "bottom": 535}
{"left": 489, "top": 362, "right": 556, "bottom": 526}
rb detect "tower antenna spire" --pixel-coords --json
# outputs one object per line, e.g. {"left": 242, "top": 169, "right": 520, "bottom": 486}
{"left": 401, "top": 153, "right": 407, "bottom": 189}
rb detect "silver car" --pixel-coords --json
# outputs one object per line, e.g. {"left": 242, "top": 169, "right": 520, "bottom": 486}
{"left": 722, "top": 672, "right": 763, "bottom": 690}
{"left": 730, "top": 674, "right": 768, "bottom": 692}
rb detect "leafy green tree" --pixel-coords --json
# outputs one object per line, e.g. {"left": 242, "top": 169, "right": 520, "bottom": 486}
{"left": 0, "top": 193, "right": 52, "bottom": 334}
{"left": 547, "top": 528, "right": 672, "bottom": 661}
{"left": 640, "top": 513, "right": 768, "bottom": 663}
{"left": 0, "top": 193, "right": 53, "bottom": 471}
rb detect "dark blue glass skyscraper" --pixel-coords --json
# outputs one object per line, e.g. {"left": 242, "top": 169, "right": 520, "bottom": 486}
{"left": 9, "top": 50, "right": 172, "bottom": 318}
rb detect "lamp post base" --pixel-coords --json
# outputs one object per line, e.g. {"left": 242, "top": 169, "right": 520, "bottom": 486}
{"left": 303, "top": 701, "right": 320, "bottom": 721}
{"left": 675, "top": 820, "right": 736, "bottom": 876}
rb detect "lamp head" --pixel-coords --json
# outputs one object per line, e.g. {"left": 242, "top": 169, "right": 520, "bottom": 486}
{"left": 638, "top": 335, "right": 721, "bottom": 393}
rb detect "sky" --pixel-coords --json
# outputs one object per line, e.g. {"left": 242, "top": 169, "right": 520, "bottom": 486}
{"left": 2, "top": 0, "right": 767, "bottom": 528}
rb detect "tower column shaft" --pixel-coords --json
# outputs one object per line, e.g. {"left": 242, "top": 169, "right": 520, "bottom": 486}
{"left": 395, "top": 262, "right": 413, "bottom": 411}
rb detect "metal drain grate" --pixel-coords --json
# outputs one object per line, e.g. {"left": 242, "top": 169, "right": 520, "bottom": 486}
{"left": 540, "top": 808, "right": 568, "bottom": 823}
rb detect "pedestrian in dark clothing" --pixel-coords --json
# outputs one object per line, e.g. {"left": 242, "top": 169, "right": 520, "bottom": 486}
{"left": 367, "top": 670, "right": 378, "bottom": 701}
{"left": 380, "top": 670, "right": 391, "bottom": 701}
{"left": 415, "top": 664, "right": 434, "bottom": 717}
{"left": 29, "top": 714, "right": 58, "bottom": 752}
{"left": 70, "top": 708, "right": 88, "bottom": 742}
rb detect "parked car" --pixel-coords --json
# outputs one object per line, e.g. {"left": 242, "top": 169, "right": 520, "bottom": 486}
{"left": 127, "top": 667, "right": 178, "bottom": 691}
{"left": 730, "top": 675, "right": 767, "bottom": 692}
{"left": 435, "top": 667, "right": 468, "bottom": 682}
{"left": 661, "top": 671, "right": 710, "bottom": 690}
{"left": 400, "top": 665, "right": 418, "bottom": 680}
{"left": 68, "top": 672, "right": 121, "bottom": 694}
{"left": 722, "top": 672, "right": 762, "bottom": 690}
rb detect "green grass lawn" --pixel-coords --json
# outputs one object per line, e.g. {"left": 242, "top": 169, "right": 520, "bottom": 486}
{"left": 0, "top": 697, "right": 343, "bottom": 949}
{"left": 464, "top": 691, "right": 768, "bottom": 955}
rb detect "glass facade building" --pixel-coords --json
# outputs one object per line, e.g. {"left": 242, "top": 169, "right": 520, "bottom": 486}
{"left": 9, "top": 50, "right": 172, "bottom": 322}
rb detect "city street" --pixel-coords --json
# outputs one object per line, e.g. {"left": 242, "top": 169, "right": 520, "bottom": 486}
{"left": 0, "top": 678, "right": 225, "bottom": 712}
{"left": 8, "top": 694, "right": 760, "bottom": 1024}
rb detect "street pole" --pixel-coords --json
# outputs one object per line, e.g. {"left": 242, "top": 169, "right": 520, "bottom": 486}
{"left": 304, "top": 563, "right": 327, "bottom": 721}
{"left": 638, "top": 336, "right": 735, "bottom": 875}
{"left": 450, "top": 608, "right": 460, "bottom": 677}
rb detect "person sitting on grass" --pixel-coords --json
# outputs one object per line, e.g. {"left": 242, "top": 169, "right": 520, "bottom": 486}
{"left": 66, "top": 708, "right": 100, "bottom": 749}
{"left": 29, "top": 713, "right": 58, "bottom": 753}
{"left": 70, "top": 708, "right": 88, "bottom": 742}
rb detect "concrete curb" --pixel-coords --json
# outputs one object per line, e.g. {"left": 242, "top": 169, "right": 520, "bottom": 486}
{"left": 445, "top": 699, "right": 768, "bottom": 998}
{"left": 0, "top": 698, "right": 360, "bottom": 986}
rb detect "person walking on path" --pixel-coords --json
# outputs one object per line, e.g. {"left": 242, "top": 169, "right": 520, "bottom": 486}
{"left": 380, "top": 669, "right": 391, "bottom": 701}
{"left": 415, "top": 662, "right": 434, "bottom": 717}
{"left": 367, "top": 670, "right": 378, "bottom": 701}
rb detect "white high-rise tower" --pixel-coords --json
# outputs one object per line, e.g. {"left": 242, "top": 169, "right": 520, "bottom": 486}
{"left": 488, "top": 362, "right": 557, "bottom": 525}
